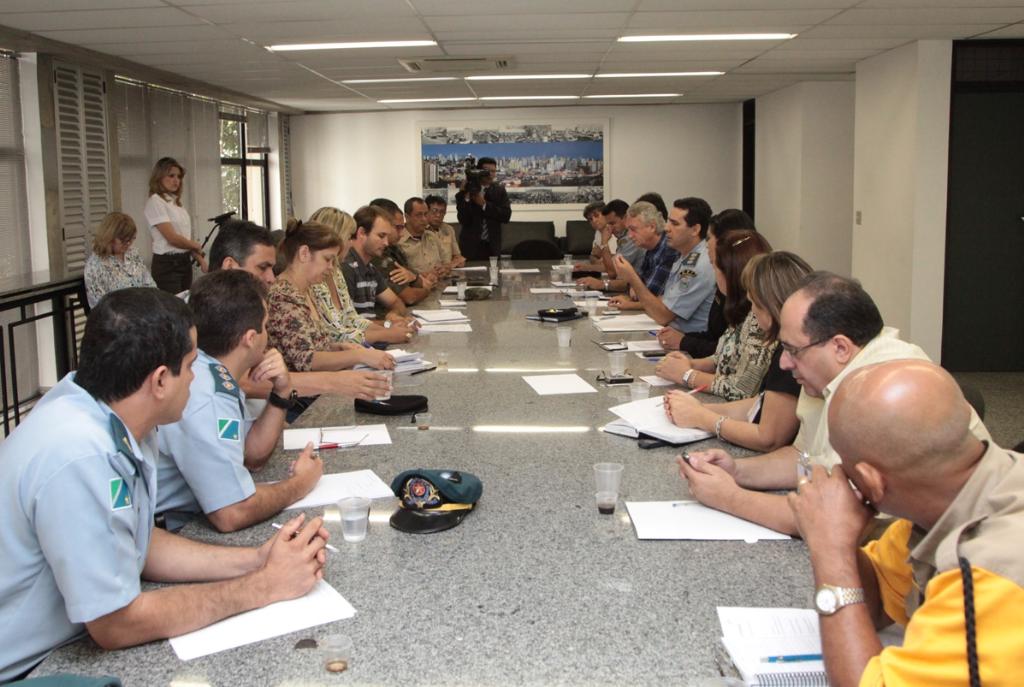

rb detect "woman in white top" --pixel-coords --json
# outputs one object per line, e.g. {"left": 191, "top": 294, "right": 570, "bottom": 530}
{"left": 145, "top": 157, "right": 207, "bottom": 294}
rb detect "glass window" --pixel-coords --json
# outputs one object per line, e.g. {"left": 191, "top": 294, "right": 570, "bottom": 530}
{"left": 219, "top": 112, "right": 268, "bottom": 223}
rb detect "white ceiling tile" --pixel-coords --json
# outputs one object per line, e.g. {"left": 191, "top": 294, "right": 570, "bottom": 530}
{"left": 826, "top": 8, "right": 1024, "bottom": 25}
{"left": 223, "top": 17, "right": 430, "bottom": 41}
{"left": 0, "top": 0, "right": 161, "bottom": 11}
{"left": 0, "top": 7, "right": 203, "bottom": 31}
{"left": 858, "top": 0, "right": 1024, "bottom": 7}
{"left": 443, "top": 44, "right": 608, "bottom": 59}
{"left": 425, "top": 13, "right": 630, "bottom": 32}
{"left": 183, "top": 0, "right": 415, "bottom": 23}
{"left": 772, "top": 37, "right": 906, "bottom": 51}
{"left": 799, "top": 24, "right": 1003, "bottom": 39}
{"left": 627, "top": 9, "right": 838, "bottom": 29}
{"left": 413, "top": 0, "right": 637, "bottom": 14}
{"left": 735, "top": 58, "right": 856, "bottom": 73}
{"left": 971, "top": 24, "right": 1024, "bottom": 38}
{"left": 36, "top": 24, "right": 227, "bottom": 43}
{"left": 637, "top": 0, "right": 855, "bottom": 9}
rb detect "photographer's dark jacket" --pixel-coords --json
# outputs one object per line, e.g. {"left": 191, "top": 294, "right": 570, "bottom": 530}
{"left": 456, "top": 183, "right": 512, "bottom": 260}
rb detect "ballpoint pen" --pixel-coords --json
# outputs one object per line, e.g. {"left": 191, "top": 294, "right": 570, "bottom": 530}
{"left": 760, "top": 654, "right": 823, "bottom": 663}
{"left": 272, "top": 522, "right": 340, "bottom": 553}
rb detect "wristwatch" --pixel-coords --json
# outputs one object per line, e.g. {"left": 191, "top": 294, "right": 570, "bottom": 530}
{"left": 267, "top": 389, "right": 298, "bottom": 410}
{"left": 383, "top": 320, "right": 393, "bottom": 329}
{"left": 814, "top": 584, "right": 865, "bottom": 615}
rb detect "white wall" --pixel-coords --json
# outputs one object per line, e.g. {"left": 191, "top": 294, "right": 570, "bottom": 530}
{"left": 755, "top": 81, "right": 854, "bottom": 275}
{"left": 289, "top": 103, "right": 743, "bottom": 233}
{"left": 852, "top": 41, "right": 952, "bottom": 359}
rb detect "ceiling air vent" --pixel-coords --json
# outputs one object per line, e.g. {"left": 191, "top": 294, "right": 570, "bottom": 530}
{"left": 399, "top": 57, "right": 513, "bottom": 73}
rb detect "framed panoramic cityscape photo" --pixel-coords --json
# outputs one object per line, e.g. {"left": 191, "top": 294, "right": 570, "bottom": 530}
{"left": 418, "top": 119, "right": 609, "bottom": 211}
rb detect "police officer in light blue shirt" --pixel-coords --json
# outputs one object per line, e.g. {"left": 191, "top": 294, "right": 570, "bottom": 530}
{"left": 661, "top": 239, "right": 715, "bottom": 332}
{"left": 0, "top": 288, "right": 330, "bottom": 682}
{"left": 610, "top": 197, "right": 716, "bottom": 333}
{"left": 158, "top": 271, "right": 322, "bottom": 533}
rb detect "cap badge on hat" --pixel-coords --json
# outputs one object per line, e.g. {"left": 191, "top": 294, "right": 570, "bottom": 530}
{"left": 403, "top": 477, "right": 441, "bottom": 509}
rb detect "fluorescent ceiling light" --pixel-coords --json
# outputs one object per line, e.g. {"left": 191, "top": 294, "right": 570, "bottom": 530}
{"left": 466, "top": 74, "right": 591, "bottom": 81}
{"left": 480, "top": 95, "right": 580, "bottom": 101}
{"left": 618, "top": 33, "right": 796, "bottom": 43}
{"left": 596, "top": 71, "right": 723, "bottom": 78}
{"left": 378, "top": 97, "right": 476, "bottom": 103}
{"left": 268, "top": 40, "right": 437, "bottom": 51}
{"left": 343, "top": 77, "right": 457, "bottom": 84}
{"left": 583, "top": 93, "right": 681, "bottom": 99}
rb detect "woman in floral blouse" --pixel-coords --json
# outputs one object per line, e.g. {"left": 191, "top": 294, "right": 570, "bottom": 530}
{"left": 84, "top": 212, "right": 156, "bottom": 307}
{"left": 267, "top": 218, "right": 394, "bottom": 373}
{"left": 655, "top": 230, "right": 775, "bottom": 401}
{"left": 307, "top": 206, "right": 416, "bottom": 346}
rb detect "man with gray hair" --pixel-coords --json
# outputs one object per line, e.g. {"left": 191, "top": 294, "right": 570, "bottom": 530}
{"left": 611, "top": 197, "right": 715, "bottom": 329}
{"left": 602, "top": 200, "right": 680, "bottom": 310}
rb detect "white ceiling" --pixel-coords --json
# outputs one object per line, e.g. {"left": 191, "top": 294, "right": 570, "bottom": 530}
{"left": 1, "top": 0, "right": 1023, "bottom": 112}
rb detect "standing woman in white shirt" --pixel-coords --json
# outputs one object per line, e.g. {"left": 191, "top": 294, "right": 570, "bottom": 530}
{"left": 145, "top": 157, "right": 207, "bottom": 293}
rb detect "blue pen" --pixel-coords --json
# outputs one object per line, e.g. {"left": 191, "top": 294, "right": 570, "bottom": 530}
{"left": 760, "top": 654, "right": 823, "bottom": 664}
{"left": 648, "top": 330, "right": 658, "bottom": 336}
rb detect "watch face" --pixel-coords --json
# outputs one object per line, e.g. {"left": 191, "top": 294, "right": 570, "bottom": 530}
{"left": 815, "top": 588, "right": 838, "bottom": 614}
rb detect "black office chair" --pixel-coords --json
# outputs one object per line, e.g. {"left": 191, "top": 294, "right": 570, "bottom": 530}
{"left": 511, "top": 239, "right": 563, "bottom": 260}
{"left": 564, "top": 220, "right": 594, "bottom": 256}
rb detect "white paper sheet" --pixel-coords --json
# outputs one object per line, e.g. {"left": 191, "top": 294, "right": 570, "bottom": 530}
{"left": 530, "top": 287, "right": 571, "bottom": 294}
{"left": 443, "top": 285, "right": 491, "bottom": 295}
{"left": 522, "top": 373, "right": 598, "bottom": 396}
{"left": 500, "top": 268, "right": 540, "bottom": 274}
{"left": 451, "top": 265, "right": 488, "bottom": 272}
{"left": 640, "top": 375, "right": 675, "bottom": 387}
{"left": 593, "top": 314, "right": 659, "bottom": 332}
{"left": 625, "top": 501, "right": 792, "bottom": 542}
{"left": 607, "top": 396, "right": 711, "bottom": 444}
{"left": 418, "top": 323, "right": 473, "bottom": 333}
{"left": 282, "top": 424, "right": 392, "bottom": 450}
{"left": 413, "top": 309, "right": 470, "bottom": 323}
{"left": 169, "top": 580, "right": 356, "bottom": 661}
{"left": 281, "top": 469, "right": 394, "bottom": 510}
{"left": 438, "top": 299, "right": 466, "bottom": 307}
{"left": 626, "top": 340, "right": 664, "bottom": 352}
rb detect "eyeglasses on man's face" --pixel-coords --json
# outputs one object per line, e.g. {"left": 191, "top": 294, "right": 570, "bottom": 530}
{"left": 779, "top": 336, "right": 830, "bottom": 358}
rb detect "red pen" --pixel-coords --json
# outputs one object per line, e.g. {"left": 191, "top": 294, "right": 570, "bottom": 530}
{"left": 687, "top": 384, "right": 709, "bottom": 395}
{"left": 317, "top": 442, "right": 341, "bottom": 450}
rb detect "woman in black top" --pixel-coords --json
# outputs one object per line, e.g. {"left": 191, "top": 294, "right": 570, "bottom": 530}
{"left": 657, "top": 209, "right": 756, "bottom": 357}
{"left": 663, "top": 251, "right": 812, "bottom": 452}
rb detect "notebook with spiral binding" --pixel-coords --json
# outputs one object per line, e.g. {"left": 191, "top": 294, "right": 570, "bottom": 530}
{"left": 717, "top": 607, "right": 829, "bottom": 686}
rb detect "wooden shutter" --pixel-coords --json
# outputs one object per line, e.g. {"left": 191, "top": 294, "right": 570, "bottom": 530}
{"left": 53, "top": 63, "right": 110, "bottom": 272}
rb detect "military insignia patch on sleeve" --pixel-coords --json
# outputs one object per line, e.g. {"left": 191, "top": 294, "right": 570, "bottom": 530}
{"left": 217, "top": 418, "right": 241, "bottom": 442}
{"left": 109, "top": 477, "right": 132, "bottom": 510}
{"left": 682, "top": 251, "right": 700, "bottom": 267}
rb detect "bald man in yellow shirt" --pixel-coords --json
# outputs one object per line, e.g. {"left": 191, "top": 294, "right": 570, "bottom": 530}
{"left": 789, "top": 359, "right": 1024, "bottom": 687}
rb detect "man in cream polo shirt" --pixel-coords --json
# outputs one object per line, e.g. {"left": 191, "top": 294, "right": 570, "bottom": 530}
{"left": 676, "top": 272, "right": 989, "bottom": 535}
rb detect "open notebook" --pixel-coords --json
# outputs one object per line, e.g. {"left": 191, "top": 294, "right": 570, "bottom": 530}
{"left": 717, "top": 607, "right": 828, "bottom": 686}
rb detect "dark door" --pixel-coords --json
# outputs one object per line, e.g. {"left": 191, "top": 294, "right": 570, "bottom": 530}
{"left": 943, "top": 90, "right": 1024, "bottom": 370}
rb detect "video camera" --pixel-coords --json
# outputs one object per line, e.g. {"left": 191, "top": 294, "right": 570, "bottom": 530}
{"left": 463, "top": 156, "right": 489, "bottom": 196}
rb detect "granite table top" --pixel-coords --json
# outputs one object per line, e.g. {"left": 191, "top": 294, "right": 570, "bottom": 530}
{"left": 32, "top": 263, "right": 812, "bottom": 686}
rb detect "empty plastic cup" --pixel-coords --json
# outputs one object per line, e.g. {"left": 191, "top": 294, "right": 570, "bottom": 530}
{"left": 556, "top": 326, "right": 572, "bottom": 347}
{"left": 376, "top": 370, "right": 393, "bottom": 401}
{"left": 629, "top": 381, "right": 649, "bottom": 401}
{"left": 608, "top": 351, "right": 627, "bottom": 376}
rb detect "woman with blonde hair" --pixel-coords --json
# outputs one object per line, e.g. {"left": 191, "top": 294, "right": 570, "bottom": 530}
{"left": 308, "top": 206, "right": 416, "bottom": 345}
{"left": 83, "top": 212, "right": 156, "bottom": 307}
{"left": 267, "top": 219, "right": 394, "bottom": 373}
{"left": 145, "top": 156, "right": 207, "bottom": 294}
{"left": 663, "top": 250, "right": 812, "bottom": 451}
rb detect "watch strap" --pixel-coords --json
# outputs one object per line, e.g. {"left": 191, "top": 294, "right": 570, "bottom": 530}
{"left": 267, "top": 391, "right": 294, "bottom": 410}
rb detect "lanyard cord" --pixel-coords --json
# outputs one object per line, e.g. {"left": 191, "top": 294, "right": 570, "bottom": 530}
{"left": 958, "top": 556, "right": 981, "bottom": 687}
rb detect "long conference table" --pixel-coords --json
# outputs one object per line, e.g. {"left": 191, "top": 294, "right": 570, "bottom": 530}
{"left": 33, "top": 263, "right": 812, "bottom": 686}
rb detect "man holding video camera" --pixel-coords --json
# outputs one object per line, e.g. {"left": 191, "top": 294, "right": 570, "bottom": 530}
{"left": 456, "top": 156, "right": 512, "bottom": 261}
